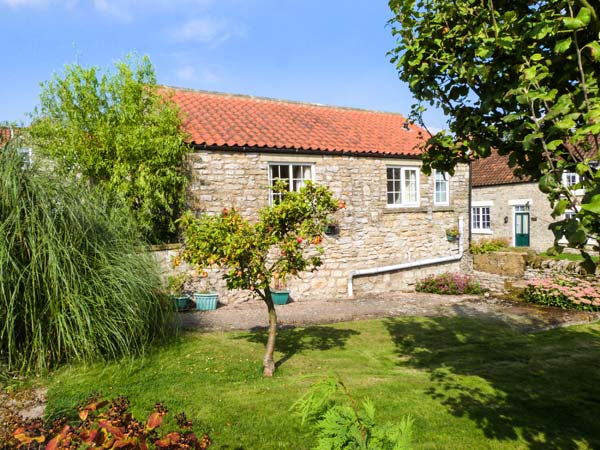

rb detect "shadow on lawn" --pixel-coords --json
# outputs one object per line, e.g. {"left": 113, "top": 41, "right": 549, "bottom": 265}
{"left": 385, "top": 311, "right": 600, "bottom": 449}
{"left": 237, "top": 326, "right": 360, "bottom": 368}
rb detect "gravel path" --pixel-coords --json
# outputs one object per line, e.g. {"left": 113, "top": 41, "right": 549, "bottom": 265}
{"left": 178, "top": 292, "right": 600, "bottom": 333}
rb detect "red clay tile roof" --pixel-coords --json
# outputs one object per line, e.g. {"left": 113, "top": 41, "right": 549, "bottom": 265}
{"left": 169, "top": 88, "right": 426, "bottom": 157}
{"left": 473, "top": 137, "right": 599, "bottom": 187}
{"left": 471, "top": 149, "right": 530, "bottom": 187}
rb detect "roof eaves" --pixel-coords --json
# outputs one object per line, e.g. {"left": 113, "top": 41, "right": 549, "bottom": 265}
{"left": 191, "top": 143, "right": 422, "bottom": 159}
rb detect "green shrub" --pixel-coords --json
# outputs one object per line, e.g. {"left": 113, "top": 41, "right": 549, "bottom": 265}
{"left": 415, "top": 272, "right": 484, "bottom": 295}
{"left": 0, "top": 147, "right": 174, "bottom": 375}
{"left": 293, "top": 378, "right": 414, "bottom": 450}
{"left": 470, "top": 238, "right": 510, "bottom": 254}
{"left": 523, "top": 277, "right": 600, "bottom": 311}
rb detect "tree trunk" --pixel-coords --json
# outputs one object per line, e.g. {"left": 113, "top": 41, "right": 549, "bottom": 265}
{"left": 262, "top": 288, "right": 277, "bottom": 377}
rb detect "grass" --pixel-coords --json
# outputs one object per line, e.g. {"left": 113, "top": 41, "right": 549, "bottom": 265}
{"left": 0, "top": 146, "right": 174, "bottom": 374}
{"left": 42, "top": 317, "right": 600, "bottom": 449}
{"left": 539, "top": 251, "right": 600, "bottom": 262}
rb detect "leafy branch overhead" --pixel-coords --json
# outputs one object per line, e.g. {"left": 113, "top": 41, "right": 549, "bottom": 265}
{"left": 389, "top": 0, "right": 600, "bottom": 268}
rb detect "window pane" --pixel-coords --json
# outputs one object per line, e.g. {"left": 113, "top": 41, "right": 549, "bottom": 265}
{"left": 471, "top": 208, "right": 480, "bottom": 229}
{"left": 472, "top": 207, "right": 491, "bottom": 230}
{"left": 405, "top": 169, "right": 417, "bottom": 203}
{"left": 387, "top": 168, "right": 402, "bottom": 205}
{"left": 293, "top": 165, "right": 304, "bottom": 179}
{"left": 482, "top": 207, "right": 490, "bottom": 229}
{"left": 434, "top": 171, "right": 448, "bottom": 204}
{"left": 270, "top": 164, "right": 312, "bottom": 203}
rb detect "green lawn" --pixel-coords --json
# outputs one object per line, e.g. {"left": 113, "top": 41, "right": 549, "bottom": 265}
{"left": 539, "top": 252, "right": 600, "bottom": 263}
{"left": 44, "top": 317, "right": 600, "bottom": 449}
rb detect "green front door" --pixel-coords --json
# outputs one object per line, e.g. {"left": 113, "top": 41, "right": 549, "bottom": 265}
{"left": 515, "top": 212, "right": 530, "bottom": 247}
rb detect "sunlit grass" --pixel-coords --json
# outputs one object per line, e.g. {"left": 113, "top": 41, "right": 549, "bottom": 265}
{"left": 44, "top": 317, "right": 600, "bottom": 449}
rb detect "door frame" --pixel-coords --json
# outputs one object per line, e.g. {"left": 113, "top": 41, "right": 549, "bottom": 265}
{"left": 510, "top": 200, "right": 531, "bottom": 247}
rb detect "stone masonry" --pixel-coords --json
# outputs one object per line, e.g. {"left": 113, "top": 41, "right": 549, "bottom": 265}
{"left": 184, "top": 149, "right": 470, "bottom": 303}
{"left": 472, "top": 182, "right": 555, "bottom": 253}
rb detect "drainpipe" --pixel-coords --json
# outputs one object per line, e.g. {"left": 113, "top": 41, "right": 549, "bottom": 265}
{"left": 347, "top": 216, "right": 464, "bottom": 297}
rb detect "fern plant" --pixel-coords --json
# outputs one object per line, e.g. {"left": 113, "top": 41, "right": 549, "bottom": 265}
{"left": 293, "top": 378, "right": 414, "bottom": 450}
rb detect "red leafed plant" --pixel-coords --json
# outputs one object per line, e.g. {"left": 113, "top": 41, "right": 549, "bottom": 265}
{"left": 5, "top": 394, "right": 211, "bottom": 450}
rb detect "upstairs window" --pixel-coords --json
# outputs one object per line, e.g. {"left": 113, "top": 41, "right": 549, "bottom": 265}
{"left": 562, "top": 172, "right": 580, "bottom": 187}
{"left": 269, "top": 163, "right": 313, "bottom": 204}
{"left": 387, "top": 166, "right": 420, "bottom": 207}
{"left": 562, "top": 172, "right": 585, "bottom": 195}
{"left": 434, "top": 170, "right": 450, "bottom": 205}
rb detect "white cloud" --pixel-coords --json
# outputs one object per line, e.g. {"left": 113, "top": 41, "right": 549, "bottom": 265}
{"left": 91, "top": 0, "right": 215, "bottom": 20}
{"left": 175, "top": 65, "right": 197, "bottom": 82}
{"left": 174, "top": 64, "right": 222, "bottom": 84}
{"left": 92, "top": 0, "right": 132, "bottom": 21}
{"left": 171, "top": 17, "right": 231, "bottom": 45}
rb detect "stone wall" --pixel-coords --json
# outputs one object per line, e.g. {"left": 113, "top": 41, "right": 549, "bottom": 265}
{"left": 181, "top": 149, "right": 470, "bottom": 303}
{"left": 473, "top": 251, "right": 530, "bottom": 277}
{"left": 472, "top": 182, "right": 555, "bottom": 252}
{"left": 471, "top": 252, "right": 592, "bottom": 294}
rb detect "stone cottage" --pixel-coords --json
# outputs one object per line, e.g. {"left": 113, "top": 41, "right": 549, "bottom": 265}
{"left": 170, "top": 88, "right": 470, "bottom": 302}
{"left": 471, "top": 149, "right": 590, "bottom": 253}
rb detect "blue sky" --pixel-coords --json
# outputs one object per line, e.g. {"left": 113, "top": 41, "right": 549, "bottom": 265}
{"left": 0, "top": 0, "right": 446, "bottom": 130}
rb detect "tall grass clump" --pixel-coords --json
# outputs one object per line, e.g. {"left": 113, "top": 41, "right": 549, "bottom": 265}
{"left": 0, "top": 146, "right": 174, "bottom": 375}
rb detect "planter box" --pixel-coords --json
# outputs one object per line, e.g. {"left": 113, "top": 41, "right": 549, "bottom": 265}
{"left": 194, "top": 293, "right": 219, "bottom": 310}
{"left": 272, "top": 290, "right": 290, "bottom": 305}
{"left": 172, "top": 294, "right": 191, "bottom": 311}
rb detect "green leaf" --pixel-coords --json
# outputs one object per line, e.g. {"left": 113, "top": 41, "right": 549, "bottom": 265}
{"left": 567, "top": 229, "right": 588, "bottom": 245}
{"left": 575, "top": 7, "right": 592, "bottom": 27}
{"left": 555, "top": 37, "right": 572, "bottom": 54}
{"left": 586, "top": 41, "right": 600, "bottom": 62}
{"left": 539, "top": 174, "right": 558, "bottom": 193}
{"left": 581, "top": 194, "right": 600, "bottom": 214}
{"left": 552, "top": 199, "right": 569, "bottom": 217}
{"left": 563, "top": 17, "right": 586, "bottom": 30}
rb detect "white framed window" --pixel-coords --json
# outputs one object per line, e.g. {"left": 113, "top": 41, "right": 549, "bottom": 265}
{"left": 471, "top": 206, "right": 491, "bottom": 232}
{"left": 562, "top": 172, "right": 585, "bottom": 195}
{"left": 562, "top": 172, "right": 579, "bottom": 187}
{"left": 269, "top": 163, "right": 313, "bottom": 204}
{"left": 433, "top": 170, "right": 450, "bottom": 205}
{"left": 387, "top": 166, "right": 420, "bottom": 207}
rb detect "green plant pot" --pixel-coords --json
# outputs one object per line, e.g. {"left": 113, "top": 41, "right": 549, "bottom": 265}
{"left": 194, "top": 293, "right": 219, "bottom": 311}
{"left": 272, "top": 290, "right": 290, "bottom": 305}
{"left": 172, "top": 294, "right": 191, "bottom": 311}
{"left": 446, "top": 235, "right": 458, "bottom": 242}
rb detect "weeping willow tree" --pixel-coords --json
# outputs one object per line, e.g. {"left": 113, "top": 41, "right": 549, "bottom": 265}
{"left": 0, "top": 144, "right": 175, "bottom": 374}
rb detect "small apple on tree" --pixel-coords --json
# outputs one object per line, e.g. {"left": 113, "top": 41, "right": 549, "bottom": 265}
{"left": 179, "top": 181, "right": 341, "bottom": 376}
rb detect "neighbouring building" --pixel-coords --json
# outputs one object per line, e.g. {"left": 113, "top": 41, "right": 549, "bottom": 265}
{"left": 170, "top": 88, "right": 471, "bottom": 302}
{"left": 471, "top": 149, "right": 590, "bottom": 253}
{"left": 0, "top": 127, "right": 13, "bottom": 145}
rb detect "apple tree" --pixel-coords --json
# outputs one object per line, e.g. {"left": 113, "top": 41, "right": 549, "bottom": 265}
{"left": 179, "top": 182, "right": 341, "bottom": 376}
